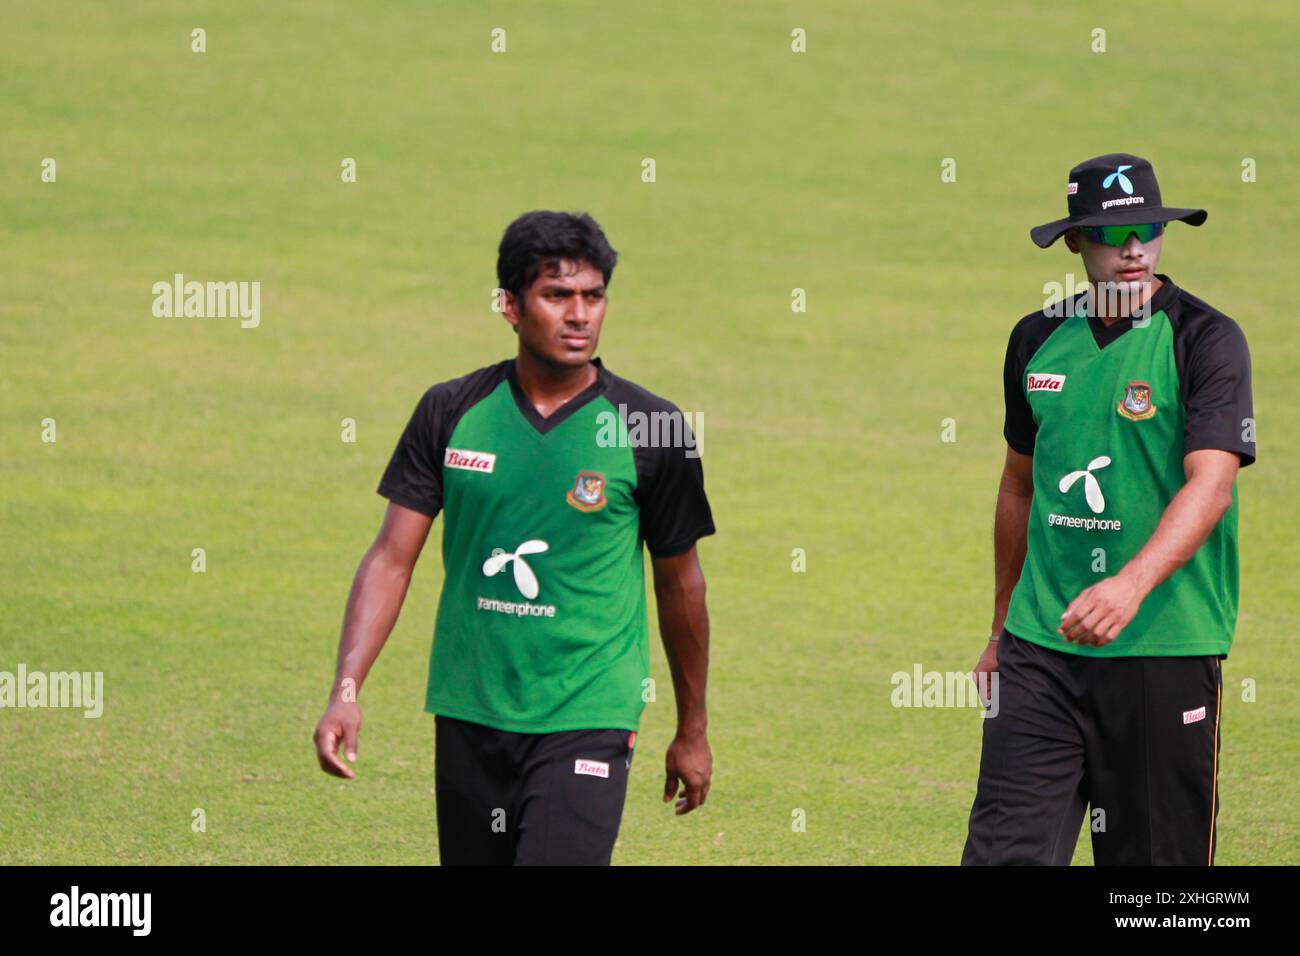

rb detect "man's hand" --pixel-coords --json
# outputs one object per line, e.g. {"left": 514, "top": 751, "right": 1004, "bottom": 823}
{"left": 663, "top": 730, "right": 711, "bottom": 815}
{"left": 314, "top": 699, "right": 362, "bottom": 779}
{"left": 1059, "top": 574, "right": 1145, "bottom": 647}
{"left": 972, "top": 639, "right": 999, "bottom": 706}
{"left": 650, "top": 546, "right": 711, "bottom": 816}
{"left": 313, "top": 502, "right": 432, "bottom": 782}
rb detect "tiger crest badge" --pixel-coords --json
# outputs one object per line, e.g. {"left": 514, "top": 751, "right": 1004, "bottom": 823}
{"left": 566, "top": 470, "right": 608, "bottom": 512}
{"left": 1118, "top": 380, "right": 1157, "bottom": 421}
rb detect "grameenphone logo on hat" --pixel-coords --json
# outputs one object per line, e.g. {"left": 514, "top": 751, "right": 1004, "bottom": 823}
{"left": 1100, "top": 163, "right": 1144, "bottom": 210}
{"left": 1103, "top": 165, "right": 1135, "bottom": 195}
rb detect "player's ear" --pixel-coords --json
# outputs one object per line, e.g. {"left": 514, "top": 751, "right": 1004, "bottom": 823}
{"left": 1063, "top": 227, "right": 1082, "bottom": 254}
{"left": 502, "top": 291, "right": 522, "bottom": 332}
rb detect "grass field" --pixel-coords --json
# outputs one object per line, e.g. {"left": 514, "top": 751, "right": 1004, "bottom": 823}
{"left": 2, "top": 1, "right": 1297, "bottom": 865}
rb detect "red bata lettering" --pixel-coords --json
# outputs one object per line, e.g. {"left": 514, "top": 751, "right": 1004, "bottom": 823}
{"left": 1027, "top": 374, "right": 1065, "bottom": 392}
{"left": 444, "top": 448, "right": 497, "bottom": 472}
{"left": 448, "top": 452, "right": 488, "bottom": 469}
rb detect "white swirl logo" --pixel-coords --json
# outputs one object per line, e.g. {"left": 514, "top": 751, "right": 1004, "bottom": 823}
{"left": 1058, "top": 455, "right": 1112, "bottom": 514}
{"left": 482, "top": 540, "right": 549, "bottom": 599}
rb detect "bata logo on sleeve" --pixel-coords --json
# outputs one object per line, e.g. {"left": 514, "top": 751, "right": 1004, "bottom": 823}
{"left": 574, "top": 759, "right": 610, "bottom": 778}
{"left": 1027, "top": 373, "right": 1067, "bottom": 393}
{"left": 445, "top": 448, "right": 496, "bottom": 473}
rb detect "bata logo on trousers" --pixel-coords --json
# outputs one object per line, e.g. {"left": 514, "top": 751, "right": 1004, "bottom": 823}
{"left": 1183, "top": 706, "right": 1206, "bottom": 725}
{"left": 574, "top": 759, "right": 609, "bottom": 778}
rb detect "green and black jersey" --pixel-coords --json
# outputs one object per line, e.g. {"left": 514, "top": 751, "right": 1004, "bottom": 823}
{"left": 377, "top": 357, "right": 715, "bottom": 733}
{"left": 1002, "top": 274, "right": 1254, "bottom": 657}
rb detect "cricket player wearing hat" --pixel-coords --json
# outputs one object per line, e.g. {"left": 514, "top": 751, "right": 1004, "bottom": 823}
{"left": 963, "top": 154, "right": 1256, "bottom": 865}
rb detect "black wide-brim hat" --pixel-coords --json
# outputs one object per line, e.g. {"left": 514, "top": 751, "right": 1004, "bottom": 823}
{"left": 1031, "top": 152, "right": 1207, "bottom": 248}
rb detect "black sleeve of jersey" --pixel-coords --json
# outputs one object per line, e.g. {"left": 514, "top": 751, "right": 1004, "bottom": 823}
{"left": 1002, "top": 322, "right": 1037, "bottom": 456}
{"left": 636, "top": 428, "right": 716, "bottom": 558}
{"left": 376, "top": 385, "right": 448, "bottom": 519}
{"left": 1181, "top": 315, "right": 1256, "bottom": 466}
{"left": 603, "top": 375, "right": 716, "bottom": 557}
{"left": 376, "top": 362, "right": 511, "bottom": 519}
{"left": 1002, "top": 307, "right": 1072, "bottom": 456}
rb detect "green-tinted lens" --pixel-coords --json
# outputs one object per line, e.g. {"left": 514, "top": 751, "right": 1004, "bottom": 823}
{"left": 1087, "top": 222, "right": 1163, "bottom": 246}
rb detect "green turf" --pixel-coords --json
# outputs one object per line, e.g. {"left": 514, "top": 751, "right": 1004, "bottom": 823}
{"left": 2, "top": 1, "right": 1297, "bottom": 864}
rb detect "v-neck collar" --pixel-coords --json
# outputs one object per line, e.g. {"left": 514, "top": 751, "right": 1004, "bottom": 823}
{"left": 505, "top": 356, "right": 609, "bottom": 435}
{"left": 1081, "top": 273, "right": 1180, "bottom": 350}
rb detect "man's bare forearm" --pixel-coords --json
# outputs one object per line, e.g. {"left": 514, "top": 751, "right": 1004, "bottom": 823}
{"left": 330, "top": 546, "right": 415, "bottom": 702}
{"left": 654, "top": 571, "right": 709, "bottom": 737}
{"left": 1116, "top": 470, "right": 1234, "bottom": 599}
{"left": 991, "top": 478, "right": 1032, "bottom": 637}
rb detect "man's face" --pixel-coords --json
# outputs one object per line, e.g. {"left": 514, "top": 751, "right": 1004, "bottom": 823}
{"left": 1064, "top": 226, "right": 1163, "bottom": 292}
{"left": 505, "top": 258, "right": 606, "bottom": 368}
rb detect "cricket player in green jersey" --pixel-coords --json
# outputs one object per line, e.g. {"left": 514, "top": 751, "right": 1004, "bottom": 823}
{"left": 313, "top": 211, "right": 716, "bottom": 865}
{"left": 963, "top": 154, "right": 1255, "bottom": 865}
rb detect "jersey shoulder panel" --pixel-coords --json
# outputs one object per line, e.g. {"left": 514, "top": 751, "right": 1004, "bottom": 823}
{"left": 1002, "top": 300, "right": 1078, "bottom": 455}
{"left": 428, "top": 358, "right": 513, "bottom": 425}
{"left": 1165, "top": 288, "right": 1256, "bottom": 466}
{"left": 598, "top": 365, "right": 715, "bottom": 557}
{"left": 600, "top": 366, "right": 684, "bottom": 417}
{"left": 1166, "top": 287, "right": 1249, "bottom": 352}
{"left": 599, "top": 366, "right": 698, "bottom": 484}
{"left": 1008, "top": 297, "right": 1080, "bottom": 364}
{"left": 376, "top": 359, "right": 511, "bottom": 518}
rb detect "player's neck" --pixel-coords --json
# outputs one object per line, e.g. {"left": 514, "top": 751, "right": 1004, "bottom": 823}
{"left": 514, "top": 350, "right": 598, "bottom": 419}
{"left": 1091, "top": 275, "right": 1163, "bottom": 326}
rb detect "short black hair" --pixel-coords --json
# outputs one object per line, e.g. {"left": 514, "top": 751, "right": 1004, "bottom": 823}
{"left": 496, "top": 211, "right": 618, "bottom": 308}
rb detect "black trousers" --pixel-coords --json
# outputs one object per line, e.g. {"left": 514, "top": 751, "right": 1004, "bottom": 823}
{"left": 963, "top": 631, "right": 1223, "bottom": 866}
{"left": 434, "top": 715, "right": 635, "bottom": 866}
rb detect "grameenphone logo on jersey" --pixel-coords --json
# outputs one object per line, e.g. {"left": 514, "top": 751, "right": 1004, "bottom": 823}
{"left": 477, "top": 540, "right": 558, "bottom": 618}
{"left": 1047, "top": 454, "right": 1123, "bottom": 531}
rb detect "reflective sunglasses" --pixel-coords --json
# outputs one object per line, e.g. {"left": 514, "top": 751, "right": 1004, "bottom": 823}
{"left": 1078, "top": 222, "right": 1164, "bottom": 246}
